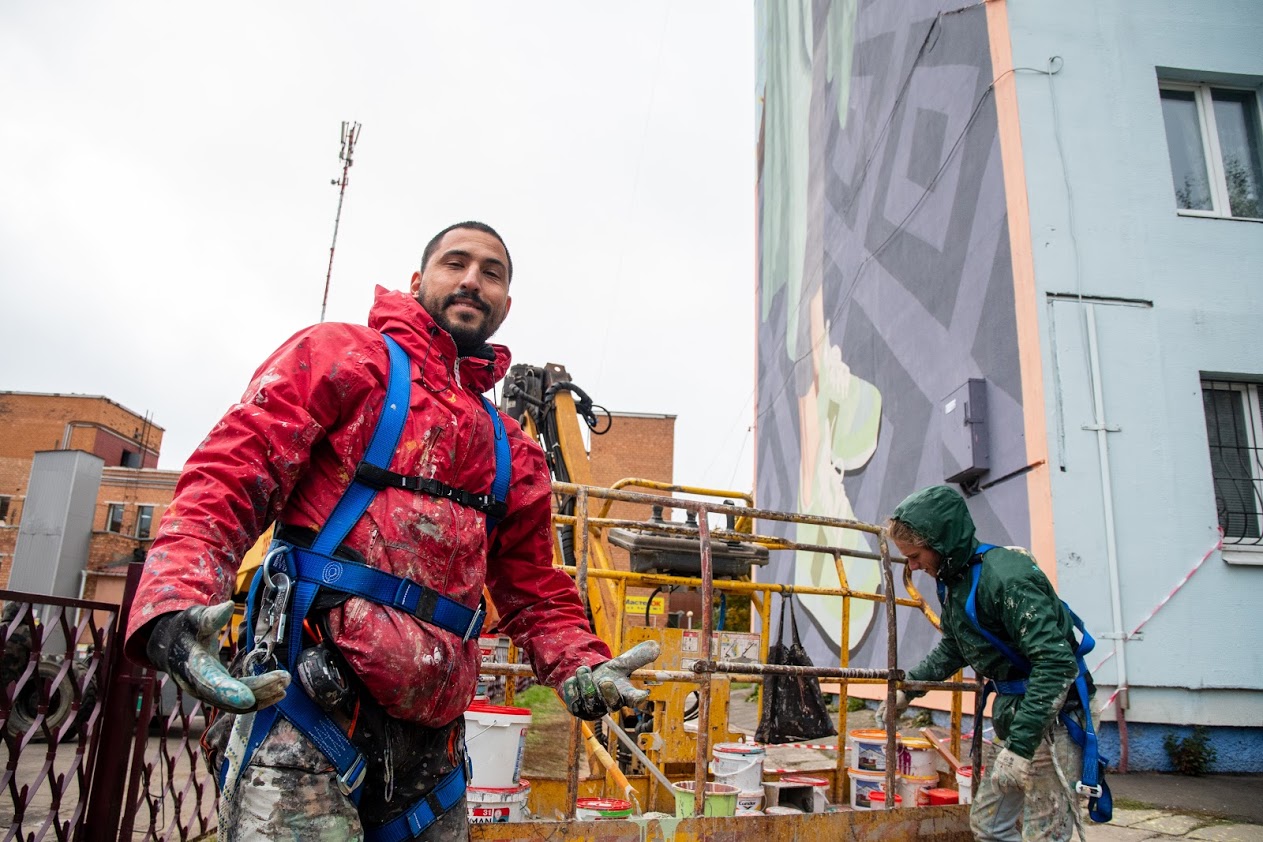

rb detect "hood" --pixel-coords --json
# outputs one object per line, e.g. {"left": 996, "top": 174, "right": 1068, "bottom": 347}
{"left": 891, "top": 485, "right": 978, "bottom": 584}
{"left": 367, "top": 285, "right": 512, "bottom": 394}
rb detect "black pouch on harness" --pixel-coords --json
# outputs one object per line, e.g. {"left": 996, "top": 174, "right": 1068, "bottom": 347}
{"left": 755, "top": 595, "right": 837, "bottom": 744}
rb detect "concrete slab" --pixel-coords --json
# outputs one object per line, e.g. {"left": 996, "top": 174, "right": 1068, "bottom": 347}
{"left": 1084, "top": 822, "right": 1168, "bottom": 841}
{"left": 1133, "top": 813, "right": 1205, "bottom": 835}
{"left": 1111, "top": 775, "right": 1263, "bottom": 825}
{"left": 1111, "top": 809, "right": 1175, "bottom": 827}
{"left": 1187, "top": 825, "right": 1263, "bottom": 842}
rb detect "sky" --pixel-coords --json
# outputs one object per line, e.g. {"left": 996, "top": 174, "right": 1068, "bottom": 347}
{"left": 0, "top": 3, "right": 757, "bottom": 495}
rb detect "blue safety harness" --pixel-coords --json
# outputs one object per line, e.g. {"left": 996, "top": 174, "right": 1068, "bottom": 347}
{"left": 955, "top": 543, "right": 1112, "bottom": 823}
{"left": 226, "top": 334, "right": 511, "bottom": 840}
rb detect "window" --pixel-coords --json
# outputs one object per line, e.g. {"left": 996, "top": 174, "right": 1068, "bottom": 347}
{"left": 1202, "top": 379, "right": 1263, "bottom": 549}
{"left": 106, "top": 503, "right": 124, "bottom": 533}
{"left": 135, "top": 505, "right": 154, "bottom": 539}
{"left": 0, "top": 496, "right": 9, "bottom": 525}
{"left": 1160, "top": 82, "right": 1263, "bottom": 220}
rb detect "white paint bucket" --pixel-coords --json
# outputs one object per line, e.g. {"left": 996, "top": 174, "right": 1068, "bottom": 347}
{"left": 709, "top": 742, "right": 765, "bottom": 793}
{"left": 898, "top": 773, "right": 938, "bottom": 808}
{"left": 849, "top": 729, "right": 896, "bottom": 772}
{"left": 847, "top": 767, "right": 886, "bottom": 810}
{"left": 956, "top": 765, "right": 974, "bottom": 804}
{"left": 467, "top": 780, "right": 531, "bottom": 824}
{"left": 464, "top": 702, "right": 531, "bottom": 789}
{"left": 736, "top": 790, "right": 764, "bottom": 813}
{"left": 897, "top": 737, "right": 937, "bottom": 777}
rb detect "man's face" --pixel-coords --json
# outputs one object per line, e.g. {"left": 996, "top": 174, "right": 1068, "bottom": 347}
{"left": 893, "top": 538, "right": 942, "bottom": 579}
{"left": 411, "top": 228, "right": 512, "bottom": 354}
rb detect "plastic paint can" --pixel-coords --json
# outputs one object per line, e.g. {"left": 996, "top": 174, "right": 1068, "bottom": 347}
{"left": 575, "top": 797, "right": 634, "bottom": 820}
{"left": 463, "top": 702, "right": 531, "bottom": 789}
{"left": 467, "top": 780, "right": 531, "bottom": 824}
{"left": 847, "top": 767, "right": 886, "bottom": 810}
{"left": 869, "top": 789, "right": 903, "bottom": 810}
{"left": 897, "top": 736, "right": 937, "bottom": 777}
{"left": 898, "top": 773, "right": 939, "bottom": 808}
{"left": 849, "top": 728, "right": 897, "bottom": 772}
{"left": 709, "top": 742, "right": 766, "bottom": 793}
{"left": 956, "top": 765, "right": 975, "bottom": 804}
{"left": 673, "top": 781, "right": 739, "bottom": 818}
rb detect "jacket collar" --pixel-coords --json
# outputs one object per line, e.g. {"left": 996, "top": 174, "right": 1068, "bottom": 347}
{"left": 367, "top": 285, "right": 511, "bottom": 394}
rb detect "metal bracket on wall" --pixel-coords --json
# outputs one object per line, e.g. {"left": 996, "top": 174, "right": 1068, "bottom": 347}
{"left": 1081, "top": 423, "right": 1120, "bottom": 433}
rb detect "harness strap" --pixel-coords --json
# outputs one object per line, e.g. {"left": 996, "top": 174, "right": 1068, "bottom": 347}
{"left": 290, "top": 547, "right": 485, "bottom": 641}
{"left": 354, "top": 464, "right": 509, "bottom": 520}
{"left": 312, "top": 335, "right": 413, "bottom": 557}
{"left": 480, "top": 395, "right": 510, "bottom": 534}
{"left": 964, "top": 544, "right": 1112, "bottom": 822}
{"left": 364, "top": 764, "right": 468, "bottom": 842}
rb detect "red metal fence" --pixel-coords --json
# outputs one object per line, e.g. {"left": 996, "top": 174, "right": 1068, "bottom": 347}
{"left": 1, "top": 557, "right": 220, "bottom": 842}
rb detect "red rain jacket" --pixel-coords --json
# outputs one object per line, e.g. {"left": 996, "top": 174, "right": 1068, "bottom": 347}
{"left": 126, "top": 287, "right": 610, "bottom": 726}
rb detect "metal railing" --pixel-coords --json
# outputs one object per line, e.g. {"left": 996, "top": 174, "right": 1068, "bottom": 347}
{"left": 1, "top": 559, "right": 221, "bottom": 842}
{"left": 480, "top": 481, "right": 975, "bottom": 817}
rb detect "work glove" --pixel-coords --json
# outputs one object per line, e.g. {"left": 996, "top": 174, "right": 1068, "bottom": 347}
{"left": 561, "top": 640, "right": 660, "bottom": 721}
{"left": 991, "top": 747, "right": 1034, "bottom": 792}
{"left": 145, "top": 602, "right": 290, "bottom": 714}
{"left": 875, "top": 690, "right": 910, "bottom": 728}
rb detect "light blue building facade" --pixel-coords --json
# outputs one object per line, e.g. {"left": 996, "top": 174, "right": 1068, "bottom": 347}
{"left": 1009, "top": 0, "right": 1263, "bottom": 771}
{"left": 755, "top": 0, "right": 1263, "bottom": 770}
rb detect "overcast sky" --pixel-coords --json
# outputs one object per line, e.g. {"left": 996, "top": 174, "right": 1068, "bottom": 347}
{"left": 1, "top": 3, "right": 757, "bottom": 495}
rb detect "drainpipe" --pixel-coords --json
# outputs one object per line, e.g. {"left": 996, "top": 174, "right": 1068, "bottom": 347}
{"left": 1083, "top": 305, "right": 1129, "bottom": 770}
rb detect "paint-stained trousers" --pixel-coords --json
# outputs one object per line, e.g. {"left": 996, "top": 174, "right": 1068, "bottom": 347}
{"left": 216, "top": 713, "right": 469, "bottom": 842}
{"left": 970, "top": 718, "right": 1086, "bottom": 842}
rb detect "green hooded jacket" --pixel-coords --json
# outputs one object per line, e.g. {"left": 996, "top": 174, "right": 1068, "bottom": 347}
{"left": 892, "top": 486, "right": 1086, "bottom": 760}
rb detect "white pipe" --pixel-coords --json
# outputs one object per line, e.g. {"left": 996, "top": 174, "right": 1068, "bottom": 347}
{"left": 1084, "top": 305, "right": 1128, "bottom": 710}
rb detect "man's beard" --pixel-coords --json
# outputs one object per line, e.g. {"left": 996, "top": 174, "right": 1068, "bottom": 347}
{"left": 418, "top": 290, "right": 497, "bottom": 356}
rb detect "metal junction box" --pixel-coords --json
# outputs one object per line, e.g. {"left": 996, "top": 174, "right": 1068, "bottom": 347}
{"left": 942, "top": 378, "right": 989, "bottom": 487}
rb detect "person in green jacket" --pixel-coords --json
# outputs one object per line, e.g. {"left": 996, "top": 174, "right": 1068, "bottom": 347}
{"left": 876, "top": 485, "right": 1092, "bottom": 841}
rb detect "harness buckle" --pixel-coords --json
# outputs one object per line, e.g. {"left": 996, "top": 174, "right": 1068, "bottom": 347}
{"left": 1076, "top": 781, "right": 1103, "bottom": 798}
{"left": 462, "top": 605, "right": 485, "bottom": 643}
{"left": 255, "top": 548, "right": 293, "bottom": 646}
{"left": 337, "top": 754, "right": 369, "bottom": 797}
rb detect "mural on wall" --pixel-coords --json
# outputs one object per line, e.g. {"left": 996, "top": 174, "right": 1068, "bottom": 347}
{"left": 756, "top": 0, "right": 1031, "bottom": 670}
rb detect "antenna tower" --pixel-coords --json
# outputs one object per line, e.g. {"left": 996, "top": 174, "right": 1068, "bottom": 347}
{"left": 320, "top": 121, "right": 361, "bottom": 322}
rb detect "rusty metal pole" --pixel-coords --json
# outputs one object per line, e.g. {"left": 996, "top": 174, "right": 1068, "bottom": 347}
{"left": 83, "top": 552, "right": 148, "bottom": 841}
{"left": 691, "top": 505, "right": 714, "bottom": 818}
{"left": 878, "top": 529, "right": 899, "bottom": 807}
{"left": 564, "top": 487, "right": 590, "bottom": 819}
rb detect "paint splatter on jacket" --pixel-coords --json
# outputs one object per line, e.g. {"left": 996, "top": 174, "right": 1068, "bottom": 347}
{"left": 125, "top": 286, "right": 611, "bottom": 726}
{"left": 894, "top": 485, "right": 1084, "bottom": 760}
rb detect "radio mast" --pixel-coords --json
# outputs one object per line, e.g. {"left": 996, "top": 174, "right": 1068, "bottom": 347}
{"left": 320, "top": 121, "right": 361, "bottom": 323}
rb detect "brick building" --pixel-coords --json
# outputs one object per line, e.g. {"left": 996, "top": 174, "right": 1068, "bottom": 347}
{"left": 0, "top": 391, "right": 175, "bottom": 602}
{"left": 2, "top": 393, "right": 683, "bottom": 616}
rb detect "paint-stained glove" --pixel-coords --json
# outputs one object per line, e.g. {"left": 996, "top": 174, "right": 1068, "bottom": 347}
{"left": 874, "top": 690, "right": 910, "bottom": 728}
{"left": 145, "top": 602, "right": 290, "bottom": 714}
{"left": 561, "top": 640, "right": 661, "bottom": 721}
{"left": 991, "top": 747, "right": 1034, "bottom": 791}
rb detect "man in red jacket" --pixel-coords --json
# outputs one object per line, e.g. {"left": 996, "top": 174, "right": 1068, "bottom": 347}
{"left": 126, "top": 221, "right": 658, "bottom": 840}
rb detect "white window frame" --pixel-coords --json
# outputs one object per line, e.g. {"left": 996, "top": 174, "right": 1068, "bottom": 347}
{"left": 105, "top": 502, "right": 126, "bottom": 533}
{"left": 1160, "top": 81, "right": 1263, "bottom": 222}
{"left": 1202, "top": 379, "right": 1263, "bottom": 565}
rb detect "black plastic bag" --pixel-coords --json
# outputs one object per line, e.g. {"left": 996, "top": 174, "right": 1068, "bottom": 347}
{"left": 755, "top": 595, "right": 837, "bottom": 744}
